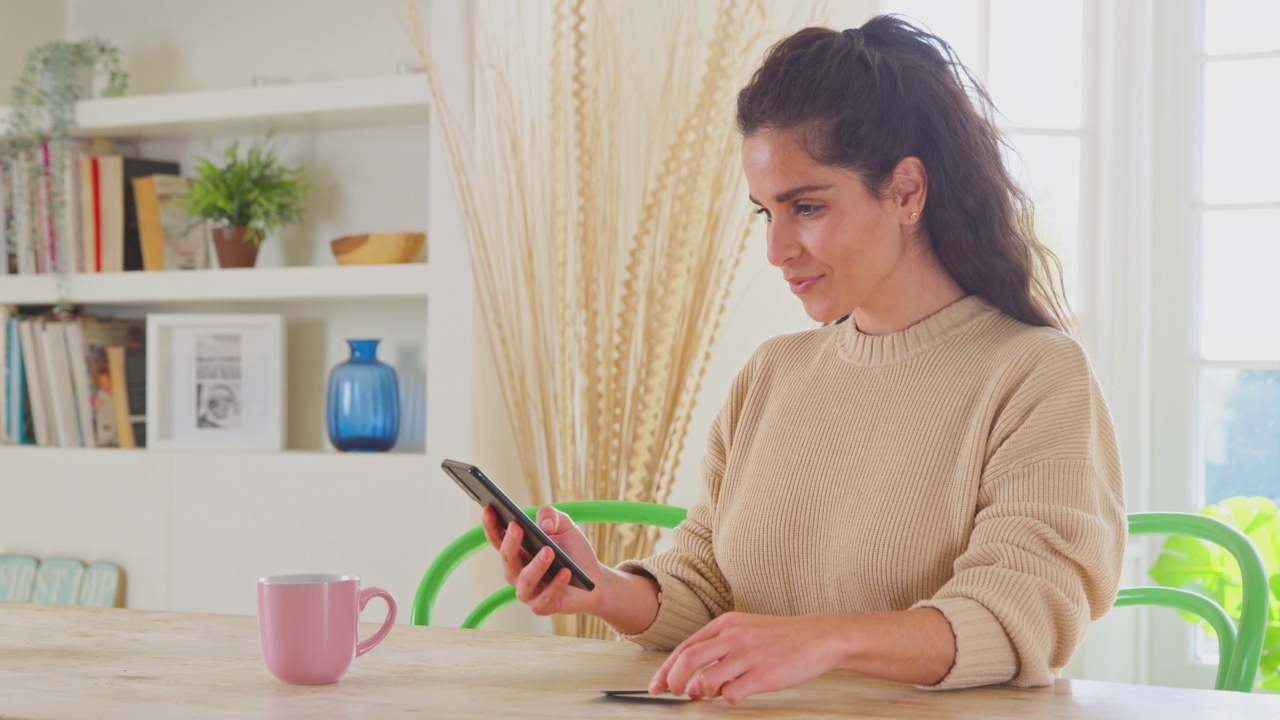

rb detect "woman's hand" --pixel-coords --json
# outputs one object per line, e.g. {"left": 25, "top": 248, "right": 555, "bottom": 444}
{"left": 480, "top": 505, "right": 605, "bottom": 617}
{"left": 649, "top": 612, "right": 845, "bottom": 705}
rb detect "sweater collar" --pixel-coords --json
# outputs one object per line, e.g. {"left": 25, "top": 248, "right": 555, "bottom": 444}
{"left": 838, "top": 295, "right": 992, "bottom": 367}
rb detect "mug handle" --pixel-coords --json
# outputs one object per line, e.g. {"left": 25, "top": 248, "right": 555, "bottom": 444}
{"left": 355, "top": 586, "right": 398, "bottom": 657}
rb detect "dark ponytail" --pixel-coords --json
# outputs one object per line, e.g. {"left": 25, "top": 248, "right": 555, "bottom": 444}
{"left": 736, "top": 16, "right": 1073, "bottom": 333}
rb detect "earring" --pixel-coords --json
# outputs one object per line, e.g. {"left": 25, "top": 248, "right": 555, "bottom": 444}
{"left": 909, "top": 211, "right": 919, "bottom": 220}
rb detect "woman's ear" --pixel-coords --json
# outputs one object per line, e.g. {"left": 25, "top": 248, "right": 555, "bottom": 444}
{"left": 892, "top": 156, "right": 928, "bottom": 223}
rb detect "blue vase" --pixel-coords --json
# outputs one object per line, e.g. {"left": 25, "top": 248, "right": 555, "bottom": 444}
{"left": 327, "top": 339, "right": 400, "bottom": 452}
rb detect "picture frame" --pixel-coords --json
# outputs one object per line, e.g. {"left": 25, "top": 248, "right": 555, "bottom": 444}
{"left": 146, "top": 313, "right": 285, "bottom": 451}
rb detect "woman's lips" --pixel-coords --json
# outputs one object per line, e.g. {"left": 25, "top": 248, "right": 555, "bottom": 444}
{"left": 787, "top": 276, "right": 820, "bottom": 294}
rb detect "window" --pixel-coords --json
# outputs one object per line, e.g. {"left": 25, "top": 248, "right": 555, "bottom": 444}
{"left": 881, "top": 0, "right": 1087, "bottom": 307}
{"left": 1195, "top": 0, "right": 1280, "bottom": 506}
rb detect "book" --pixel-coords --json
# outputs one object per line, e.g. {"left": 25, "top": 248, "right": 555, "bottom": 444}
{"left": 93, "top": 156, "right": 181, "bottom": 272}
{"left": 132, "top": 175, "right": 209, "bottom": 271}
{"left": 56, "top": 141, "right": 86, "bottom": 274}
{"left": 11, "top": 150, "right": 35, "bottom": 275}
{"left": 62, "top": 319, "right": 97, "bottom": 448}
{"left": 107, "top": 346, "right": 135, "bottom": 448}
{"left": 36, "top": 143, "right": 51, "bottom": 274}
{"left": 78, "top": 140, "right": 140, "bottom": 273}
{"left": 38, "top": 317, "right": 80, "bottom": 446}
{"left": 0, "top": 306, "right": 6, "bottom": 443}
{"left": 0, "top": 157, "right": 9, "bottom": 276}
{"left": 124, "top": 326, "right": 147, "bottom": 447}
{"left": 80, "top": 156, "right": 101, "bottom": 272}
{"left": 6, "top": 315, "right": 29, "bottom": 443}
{"left": 79, "top": 315, "right": 144, "bottom": 447}
{"left": 17, "top": 319, "right": 51, "bottom": 445}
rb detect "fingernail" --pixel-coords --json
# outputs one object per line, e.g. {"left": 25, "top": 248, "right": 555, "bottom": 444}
{"left": 540, "top": 518, "right": 553, "bottom": 531}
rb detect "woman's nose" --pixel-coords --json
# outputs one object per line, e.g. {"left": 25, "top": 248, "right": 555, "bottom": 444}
{"left": 765, "top": 222, "right": 800, "bottom": 267}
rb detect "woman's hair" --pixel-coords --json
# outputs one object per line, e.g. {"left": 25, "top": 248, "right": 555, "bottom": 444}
{"left": 736, "top": 16, "right": 1073, "bottom": 333}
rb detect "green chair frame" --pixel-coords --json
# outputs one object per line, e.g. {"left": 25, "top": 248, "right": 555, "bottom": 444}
{"left": 1116, "top": 512, "right": 1268, "bottom": 693}
{"left": 413, "top": 506, "right": 1268, "bottom": 692}
{"left": 411, "top": 500, "right": 688, "bottom": 629}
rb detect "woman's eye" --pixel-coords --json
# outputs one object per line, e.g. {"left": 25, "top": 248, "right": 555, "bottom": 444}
{"left": 795, "top": 204, "right": 821, "bottom": 217}
{"left": 752, "top": 207, "right": 771, "bottom": 222}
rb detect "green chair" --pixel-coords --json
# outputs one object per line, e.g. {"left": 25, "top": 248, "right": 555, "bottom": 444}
{"left": 1116, "top": 512, "right": 1268, "bottom": 693}
{"left": 412, "top": 500, "right": 687, "bottom": 629}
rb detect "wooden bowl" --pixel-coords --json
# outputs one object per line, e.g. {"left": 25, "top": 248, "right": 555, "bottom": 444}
{"left": 330, "top": 232, "right": 426, "bottom": 265}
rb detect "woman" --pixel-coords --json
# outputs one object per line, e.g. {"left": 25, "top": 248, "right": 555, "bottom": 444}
{"left": 483, "top": 15, "right": 1126, "bottom": 703}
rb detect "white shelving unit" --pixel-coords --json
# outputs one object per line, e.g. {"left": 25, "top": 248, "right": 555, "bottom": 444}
{"left": 0, "top": 1, "right": 482, "bottom": 626}
{"left": 0, "top": 264, "right": 434, "bottom": 304}
{"left": 0, "top": 74, "right": 432, "bottom": 140}
{"left": 0, "top": 76, "right": 447, "bottom": 452}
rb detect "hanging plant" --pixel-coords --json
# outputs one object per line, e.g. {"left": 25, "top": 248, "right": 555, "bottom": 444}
{"left": 7, "top": 38, "right": 128, "bottom": 146}
{"left": 3, "top": 38, "right": 128, "bottom": 287}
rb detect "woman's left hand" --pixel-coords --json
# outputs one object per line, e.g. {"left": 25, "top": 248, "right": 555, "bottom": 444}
{"left": 649, "top": 612, "right": 844, "bottom": 704}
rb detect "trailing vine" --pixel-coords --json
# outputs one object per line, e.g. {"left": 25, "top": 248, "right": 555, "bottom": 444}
{"left": 3, "top": 38, "right": 127, "bottom": 301}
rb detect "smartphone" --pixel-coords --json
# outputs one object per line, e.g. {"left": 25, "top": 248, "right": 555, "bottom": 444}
{"left": 440, "top": 459, "right": 595, "bottom": 591}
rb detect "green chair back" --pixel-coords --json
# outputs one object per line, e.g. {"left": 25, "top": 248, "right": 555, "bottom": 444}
{"left": 412, "top": 500, "right": 687, "bottom": 629}
{"left": 1116, "top": 512, "right": 1268, "bottom": 692}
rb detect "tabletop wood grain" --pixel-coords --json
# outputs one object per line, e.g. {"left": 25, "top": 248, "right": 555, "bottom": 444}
{"left": 0, "top": 605, "right": 1276, "bottom": 719}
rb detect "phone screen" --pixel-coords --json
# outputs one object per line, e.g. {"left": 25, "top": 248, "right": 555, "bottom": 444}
{"left": 441, "top": 459, "right": 595, "bottom": 591}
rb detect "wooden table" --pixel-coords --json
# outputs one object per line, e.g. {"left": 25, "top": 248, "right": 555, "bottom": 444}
{"left": 0, "top": 606, "right": 1276, "bottom": 719}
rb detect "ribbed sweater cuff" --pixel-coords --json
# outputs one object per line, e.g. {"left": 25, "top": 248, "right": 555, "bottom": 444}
{"left": 610, "top": 560, "right": 711, "bottom": 650}
{"left": 911, "top": 597, "right": 1018, "bottom": 690}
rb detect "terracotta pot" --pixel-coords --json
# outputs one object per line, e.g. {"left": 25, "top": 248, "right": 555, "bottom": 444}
{"left": 211, "top": 226, "right": 261, "bottom": 268}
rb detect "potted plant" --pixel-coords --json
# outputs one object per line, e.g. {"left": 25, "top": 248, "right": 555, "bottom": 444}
{"left": 185, "top": 137, "right": 307, "bottom": 268}
{"left": 1148, "top": 496, "right": 1280, "bottom": 692}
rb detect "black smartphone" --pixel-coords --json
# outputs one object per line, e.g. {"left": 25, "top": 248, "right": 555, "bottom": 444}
{"left": 441, "top": 459, "right": 595, "bottom": 591}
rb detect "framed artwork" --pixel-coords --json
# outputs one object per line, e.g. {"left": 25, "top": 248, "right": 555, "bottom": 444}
{"left": 146, "top": 313, "right": 285, "bottom": 451}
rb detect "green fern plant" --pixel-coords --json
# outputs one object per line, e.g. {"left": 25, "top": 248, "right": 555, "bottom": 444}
{"left": 185, "top": 137, "right": 307, "bottom": 247}
{"left": 1148, "top": 496, "right": 1280, "bottom": 692}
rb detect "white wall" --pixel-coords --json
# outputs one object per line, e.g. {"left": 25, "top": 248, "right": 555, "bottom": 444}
{"left": 63, "top": 0, "right": 425, "bottom": 93}
{"left": 0, "top": 0, "right": 64, "bottom": 101}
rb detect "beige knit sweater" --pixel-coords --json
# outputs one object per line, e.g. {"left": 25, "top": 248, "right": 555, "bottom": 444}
{"left": 616, "top": 296, "right": 1127, "bottom": 690}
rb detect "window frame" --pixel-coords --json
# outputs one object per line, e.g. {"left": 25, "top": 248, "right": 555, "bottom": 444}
{"left": 874, "top": 0, "right": 1249, "bottom": 689}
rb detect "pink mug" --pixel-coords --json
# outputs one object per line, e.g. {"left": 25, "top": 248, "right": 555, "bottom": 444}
{"left": 257, "top": 574, "right": 397, "bottom": 684}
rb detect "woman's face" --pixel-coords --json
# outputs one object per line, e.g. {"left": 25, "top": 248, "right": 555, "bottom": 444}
{"left": 742, "top": 128, "right": 917, "bottom": 324}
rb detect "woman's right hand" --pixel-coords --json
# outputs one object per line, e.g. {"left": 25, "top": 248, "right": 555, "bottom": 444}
{"left": 481, "top": 505, "right": 604, "bottom": 617}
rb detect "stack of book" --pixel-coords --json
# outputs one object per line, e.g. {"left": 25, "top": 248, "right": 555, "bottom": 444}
{"left": 0, "top": 140, "right": 208, "bottom": 277}
{"left": 0, "top": 306, "right": 146, "bottom": 448}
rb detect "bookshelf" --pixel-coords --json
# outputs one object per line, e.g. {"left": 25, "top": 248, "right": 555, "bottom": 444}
{"left": 0, "top": 74, "right": 432, "bottom": 140}
{"left": 0, "top": 1, "right": 483, "bottom": 627}
{"left": 0, "top": 264, "right": 434, "bottom": 304}
{"left": 0, "top": 77, "right": 450, "bottom": 453}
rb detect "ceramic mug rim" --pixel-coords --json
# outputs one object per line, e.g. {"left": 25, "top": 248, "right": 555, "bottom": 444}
{"left": 258, "top": 573, "right": 358, "bottom": 585}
